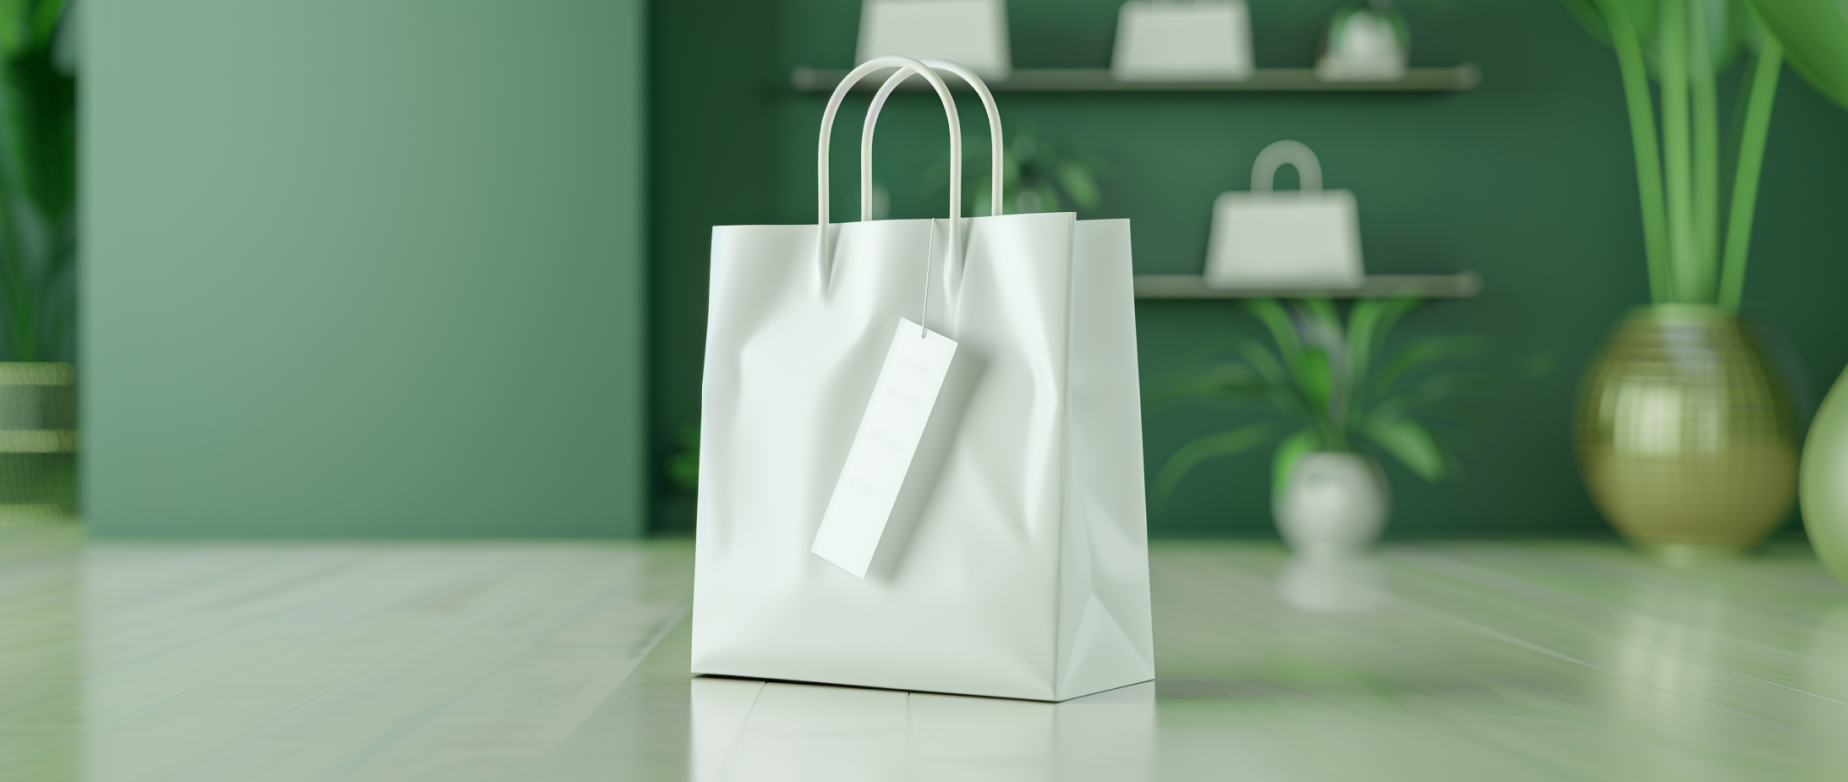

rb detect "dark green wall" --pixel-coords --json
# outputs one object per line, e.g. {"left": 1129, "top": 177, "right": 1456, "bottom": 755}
{"left": 650, "top": 0, "right": 1848, "bottom": 538}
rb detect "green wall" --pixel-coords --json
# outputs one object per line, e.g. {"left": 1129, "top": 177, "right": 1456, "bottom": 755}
{"left": 649, "top": 0, "right": 781, "bottom": 533}
{"left": 82, "top": 0, "right": 648, "bottom": 537}
{"left": 650, "top": 0, "right": 1848, "bottom": 538}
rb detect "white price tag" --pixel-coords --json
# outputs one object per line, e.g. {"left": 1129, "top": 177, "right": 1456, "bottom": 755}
{"left": 812, "top": 318, "right": 958, "bottom": 578}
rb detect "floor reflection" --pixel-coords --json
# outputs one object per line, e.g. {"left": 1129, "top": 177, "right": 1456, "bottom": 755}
{"left": 1599, "top": 576, "right": 1740, "bottom": 778}
{"left": 9, "top": 532, "right": 1848, "bottom": 781}
{"left": 1802, "top": 604, "right": 1848, "bottom": 731}
{"left": 1586, "top": 560, "right": 1848, "bottom": 779}
{"left": 688, "top": 677, "right": 1154, "bottom": 782}
{"left": 1275, "top": 554, "right": 1390, "bottom": 613}
{"left": 0, "top": 527, "right": 81, "bottom": 780}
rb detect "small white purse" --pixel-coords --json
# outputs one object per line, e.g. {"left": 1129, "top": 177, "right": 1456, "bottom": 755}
{"left": 1204, "top": 140, "right": 1364, "bottom": 290}
{"left": 1315, "top": 7, "right": 1409, "bottom": 82}
{"left": 1111, "top": 0, "right": 1254, "bottom": 81}
{"left": 857, "top": 0, "right": 1012, "bottom": 79}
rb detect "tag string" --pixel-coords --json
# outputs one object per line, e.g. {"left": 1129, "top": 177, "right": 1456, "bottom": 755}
{"left": 920, "top": 219, "right": 936, "bottom": 339}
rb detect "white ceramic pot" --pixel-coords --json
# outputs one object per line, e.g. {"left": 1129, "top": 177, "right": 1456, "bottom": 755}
{"left": 1274, "top": 452, "right": 1389, "bottom": 558}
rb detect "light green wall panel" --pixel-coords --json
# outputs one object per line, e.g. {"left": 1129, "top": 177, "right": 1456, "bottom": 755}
{"left": 81, "top": 0, "right": 647, "bottom": 537}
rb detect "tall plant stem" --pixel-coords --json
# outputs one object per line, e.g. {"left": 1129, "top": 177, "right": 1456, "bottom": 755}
{"left": 0, "top": 172, "right": 30, "bottom": 361}
{"left": 36, "top": 226, "right": 72, "bottom": 357}
{"left": 1717, "top": 41, "right": 1783, "bottom": 315}
{"left": 1659, "top": 0, "right": 1697, "bottom": 302}
{"left": 1688, "top": 0, "right": 1721, "bottom": 301}
{"left": 1598, "top": 0, "right": 1671, "bottom": 303}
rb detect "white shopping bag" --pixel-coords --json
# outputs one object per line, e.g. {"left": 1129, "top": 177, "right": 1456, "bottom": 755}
{"left": 692, "top": 56, "right": 1154, "bottom": 702}
{"left": 1111, "top": 0, "right": 1254, "bottom": 82}
{"left": 688, "top": 677, "right": 1156, "bottom": 782}
{"left": 1204, "top": 140, "right": 1364, "bottom": 290}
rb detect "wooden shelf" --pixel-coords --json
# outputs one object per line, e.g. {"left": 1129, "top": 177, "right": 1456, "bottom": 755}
{"left": 791, "top": 65, "right": 1481, "bottom": 93}
{"left": 1134, "top": 272, "right": 1481, "bottom": 300}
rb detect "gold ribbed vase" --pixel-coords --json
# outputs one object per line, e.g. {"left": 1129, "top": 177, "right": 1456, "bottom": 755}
{"left": 1573, "top": 305, "right": 1797, "bottom": 556}
{"left": 0, "top": 363, "right": 76, "bottom": 523}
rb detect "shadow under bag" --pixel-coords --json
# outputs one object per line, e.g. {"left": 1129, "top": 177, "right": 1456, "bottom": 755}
{"left": 691, "top": 56, "right": 1153, "bottom": 701}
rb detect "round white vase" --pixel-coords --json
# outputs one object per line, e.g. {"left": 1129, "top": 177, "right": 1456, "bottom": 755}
{"left": 1274, "top": 452, "right": 1390, "bottom": 559}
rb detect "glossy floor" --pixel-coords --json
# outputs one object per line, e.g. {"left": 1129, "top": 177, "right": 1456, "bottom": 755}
{"left": 6, "top": 527, "right": 1848, "bottom": 780}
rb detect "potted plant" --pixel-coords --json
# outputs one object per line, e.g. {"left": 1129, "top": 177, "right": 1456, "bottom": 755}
{"left": 1562, "top": 0, "right": 1797, "bottom": 559}
{"left": 925, "top": 123, "right": 1109, "bottom": 216}
{"left": 1743, "top": 0, "right": 1848, "bottom": 579}
{"left": 1149, "top": 297, "right": 1488, "bottom": 558}
{"left": 0, "top": 0, "right": 77, "bottom": 522}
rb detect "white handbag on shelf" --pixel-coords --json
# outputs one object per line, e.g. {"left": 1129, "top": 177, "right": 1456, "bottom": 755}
{"left": 1315, "top": 7, "right": 1408, "bottom": 82}
{"left": 692, "top": 56, "right": 1154, "bottom": 702}
{"left": 857, "top": 0, "right": 1012, "bottom": 79}
{"left": 1204, "top": 140, "right": 1364, "bottom": 290}
{"left": 1111, "top": 0, "right": 1254, "bottom": 82}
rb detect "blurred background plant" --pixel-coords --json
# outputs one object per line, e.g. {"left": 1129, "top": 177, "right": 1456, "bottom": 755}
{"left": 1558, "top": 0, "right": 1781, "bottom": 312}
{"left": 665, "top": 422, "right": 699, "bottom": 494}
{"left": 1147, "top": 298, "right": 1497, "bottom": 509}
{"left": 923, "top": 123, "right": 1109, "bottom": 216}
{"left": 1744, "top": 0, "right": 1848, "bottom": 110}
{"left": 0, "top": 0, "right": 74, "bottom": 361}
{"left": 0, "top": 0, "right": 75, "bottom": 521}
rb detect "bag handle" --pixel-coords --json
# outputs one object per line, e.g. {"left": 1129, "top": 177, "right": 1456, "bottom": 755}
{"left": 860, "top": 60, "right": 1005, "bottom": 221}
{"left": 818, "top": 57, "right": 962, "bottom": 276}
{"left": 1252, "top": 140, "right": 1323, "bottom": 193}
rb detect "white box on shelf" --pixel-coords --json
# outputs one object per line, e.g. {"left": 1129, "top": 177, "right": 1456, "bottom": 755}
{"left": 857, "top": 0, "right": 1012, "bottom": 79}
{"left": 1315, "top": 8, "right": 1408, "bottom": 82}
{"left": 1111, "top": 0, "right": 1254, "bottom": 82}
{"left": 1205, "top": 140, "right": 1363, "bottom": 290}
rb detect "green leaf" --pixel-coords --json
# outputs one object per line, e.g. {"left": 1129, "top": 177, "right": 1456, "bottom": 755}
{"left": 1299, "top": 347, "right": 1334, "bottom": 417}
{"left": 665, "top": 422, "right": 701, "bottom": 492}
{"left": 1168, "top": 332, "right": 1244, "bottom": 364}
{"left": 30, "top": 0, "right": 66, "bottom": 45}
{"left": 1559, "top": 0, "right": 1604, "bottom": 44}
{"left": 1566, "top": 0, "right": 1748, "bottom": 80}
{"left": 1298, "top": 298, "right": 1343, "bottom": 345}
{"left": 0, "top": 0, "right": 25, "bottom": 56}
{"left": 1160, "top": 334, "right": 1295, "bottom": 401}
{"left": 1357, "top": 298, "right": 1420, "bottom": 365}
{"left": 1341, "top": 297, "right": 1420, "bottom": 436}
{"left": 1145, "top": 362, "right": 1273, "bottom": 408}
{"left": 1346, "top": 299, "right": 1389, "bottom": 360}
{"left": 1345, "top": 297, "right": 1416, "bottom": 391}
{"left": 1243, "top": 299, "right": 1303, "bottom": 370}
{"left": 1038, "top": 183, "right": 1062, "bottom": 211}
{"left": 1563, "top": 0, "right": 1661, "bottom": 54}
{"left": 1053, "top": 160, "right": 1101, "bottom": 212}
{"left": 1150, "top": 423, "right": 1282, "bottom": 511}
{"left": 1703, "top": 0, "right": 1749, "bottom": 69}
{"left": 1364, "top": 415, "right": 1446, "bottom": 482}
{"left": 1232, "top": 338, "right": 1292, "bottom": 392}
{"left": 1271, "top": 428, "right": 1319, "bottom": 498}
{"left": 1750, "top": 0, "right": 1848, "bottom": 109}
{"left": 1369, "top": 335, "right": 1484, "bottom": 398}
